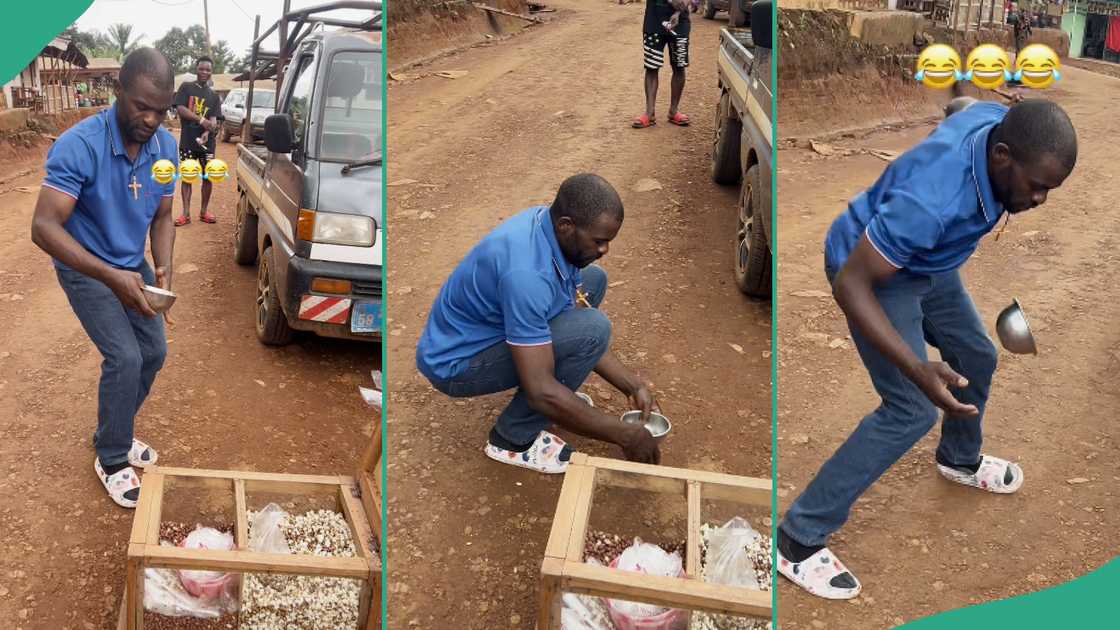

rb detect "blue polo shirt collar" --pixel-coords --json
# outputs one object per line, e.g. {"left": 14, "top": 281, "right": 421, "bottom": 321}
{"left": 971, "top": 125, "right": 1003, "bottom": 222}
{"left": 106, "top": 104, "right": 163, "bottom": 160}
{"left": 537, "top": 207, "right": 576, "bottom": 283}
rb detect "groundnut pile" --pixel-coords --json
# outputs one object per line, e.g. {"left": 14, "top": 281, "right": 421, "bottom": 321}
{"left": 239, "top": 509, "right": 362, "bottom": 629}
{"left": 688, "top": 523, "right": 772, "bottom": 630}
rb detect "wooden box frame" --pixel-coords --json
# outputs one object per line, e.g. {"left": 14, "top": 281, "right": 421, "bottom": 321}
{"left": 538, "top": 453, "right": 772, "bottom": 629}
{"left": 118, "top": 466, "right": 380, "bottom": 630}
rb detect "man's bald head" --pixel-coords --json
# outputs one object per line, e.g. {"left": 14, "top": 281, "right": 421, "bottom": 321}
{"left": 549, "top": 173, "right": 624, "bottom": 228}
{"left": 119, "top": 47, "right": 174, "bottom": 93}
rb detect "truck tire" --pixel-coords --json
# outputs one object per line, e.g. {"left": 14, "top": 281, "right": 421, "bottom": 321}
{"left": 234, "top": 194, "right": 258, "bottom": 266}
{"left": 734, "top": 164, "right": 770, "bottom": 298}
{"left": 703, "top": 0, "right": 717, "bottom": 19}
{"left": 712, "top": 90, "right": 742, "bottom": 185}
{"left": 729, "top": 0, "right": 749, "bottom": 27}
{"left": 256, "top": 246, "right": 294, "bottom": 346}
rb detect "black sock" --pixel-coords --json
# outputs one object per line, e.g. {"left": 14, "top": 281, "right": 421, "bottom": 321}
{"left": 102, "top": 460, "right": 130, "bottom": 476}
{"left": 488, "top": 428, "right": 572, "bottom": 462}
{"left": 937, "top": 453, "right": 981, "bottom": 474}
{"left": 777, "top": 526, "right": 824, "bottom": 563}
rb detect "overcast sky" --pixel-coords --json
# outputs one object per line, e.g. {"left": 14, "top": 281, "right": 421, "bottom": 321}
{"left": 74, "top": 0, "right": 375, "bottom": 61}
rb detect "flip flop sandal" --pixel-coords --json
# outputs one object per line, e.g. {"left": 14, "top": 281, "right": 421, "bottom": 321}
{"left": 200, "top": 212, "right": 217, "bottom": 224}
{"left": 94, "top": 458, "right": 141, "bottom": 509}
{"left": 575, "top": 392, "right": 594, "bottom": 407}
{"left": 128, "top": 439, "right": 158, "bottom": 468}
{"left": 631, "top": 114, "right": 656, "bottom": 129}
{"left": 777, "top": 546, "right": 862, "bottom": 600}
{"left": 174, "top": 215, "right": 191, "bottom": 227}
{"left": 484, "top": 430, "right": 571, "bottom": 474}
{"left": 938, "top": 454, "right": 1024, "bottom": 494}
{"left": 667, "top": 112, "right": 690, "bottom": 126}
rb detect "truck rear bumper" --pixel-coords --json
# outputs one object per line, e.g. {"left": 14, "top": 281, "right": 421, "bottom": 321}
{"left": 283, "top": 256, "right": 383, "bottom": 341}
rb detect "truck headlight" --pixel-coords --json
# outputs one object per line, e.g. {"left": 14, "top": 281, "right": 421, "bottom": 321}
{"left": 298, "top": 209, "right": 375, "bottom": 247}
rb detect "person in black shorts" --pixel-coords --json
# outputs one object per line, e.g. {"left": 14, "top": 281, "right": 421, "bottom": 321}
{"left": 633, "top": 0, "right": 691, "bottom": 129}
{"left": 173, "top": 56, "right": 222, "bottom": 225}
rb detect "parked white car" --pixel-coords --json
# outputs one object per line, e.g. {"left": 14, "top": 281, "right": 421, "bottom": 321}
{"left": 220, "top": 87, "right": 276, "bottom": 143}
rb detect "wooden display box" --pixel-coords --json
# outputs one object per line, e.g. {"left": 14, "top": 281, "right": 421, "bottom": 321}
{"left": 118, "top": 466, "right": 380, "bottom": 630}
{"left": 538, "top": 453, "right": 772, "bottom": 629}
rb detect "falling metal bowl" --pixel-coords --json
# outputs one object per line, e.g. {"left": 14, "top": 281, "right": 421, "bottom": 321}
{"left": 142, "top": 285, "right": 177, "bottom": 313}
{"left": 995, "top": 298, "right": 1037, "bottom": 355}
{"left": 620, "top": 410, "right": 672, "bottom": 438}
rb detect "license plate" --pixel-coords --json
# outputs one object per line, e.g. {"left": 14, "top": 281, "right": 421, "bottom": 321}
{"left": 351, "top": 300, "right": 382, "bottom": 334}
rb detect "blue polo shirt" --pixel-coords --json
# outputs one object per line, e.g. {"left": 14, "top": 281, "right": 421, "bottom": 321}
{"left": 824, "top": 102, "right": 1008, "bottom": 275}
{"left": 42, "top": 104, "right": 178, "bottom": 270}
{"left": 417, "top": 206, "right": 583, "bottom": 381}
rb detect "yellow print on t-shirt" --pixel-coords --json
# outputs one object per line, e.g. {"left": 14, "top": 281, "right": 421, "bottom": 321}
{"left": 189, "top": 95, "right": 209, "bottom": 119}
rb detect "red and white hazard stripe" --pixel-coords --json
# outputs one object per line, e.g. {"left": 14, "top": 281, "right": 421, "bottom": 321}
{"left": 298, "top": 295, "right": 352, "bottom": 324}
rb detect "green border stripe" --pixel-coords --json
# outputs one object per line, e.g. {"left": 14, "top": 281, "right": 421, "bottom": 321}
{"left": 0, "top": 2, "right": 93, "bottom": 85}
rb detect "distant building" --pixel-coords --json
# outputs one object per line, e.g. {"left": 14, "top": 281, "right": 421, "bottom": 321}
{"left": 1, "top": 36, "right": 89, "bottom": 112}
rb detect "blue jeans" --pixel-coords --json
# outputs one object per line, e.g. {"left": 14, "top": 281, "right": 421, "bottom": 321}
{"left": 426, "top": 264, "right": 611, "bottom": 446}
{"left": 781, "top": 267, "right": 998, "bottom": 546}
{"left": 57, "top": 262, "right": 168, "bottom": 467}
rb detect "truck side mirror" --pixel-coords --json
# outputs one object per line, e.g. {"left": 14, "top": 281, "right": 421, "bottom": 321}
{"left": 264, "top": 113, "right": 294, "bottom": 153}
{"left": 751, "top": 1, "right": 772, "bottom": 49}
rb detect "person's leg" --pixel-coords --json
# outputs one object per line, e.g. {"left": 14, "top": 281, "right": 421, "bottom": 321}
{"left": 580, "top": 264, "right": 608, "bottom": 308}
{"left": 179, "top": 181, "right": 192, "bottom": 220}
{"left": 200, "top": 153, "right": 214, "bottom": 220}
{"left": 56, "top": 267, "right": 146, "bottom": 471}
{"left": 781, "top": 273, "right": 937, "bottom": 548}
{"left": 125, "top": 262, "right": 168, "bottom": 420}
{"left": 642, "top": 32, "right": 665, "bottom": 120}
{"left": 491, "top": 308, "right": 613, "bottom": 447}
{"left": 668, "top": 34, "right": 689, "bottom": 118}
{"left": 920, "top": 270, "right": 997, "bottom": 469}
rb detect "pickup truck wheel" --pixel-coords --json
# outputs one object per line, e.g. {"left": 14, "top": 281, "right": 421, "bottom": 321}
{"left": 729, "top": 0, "right": 749, "bottom": 27}
{"left": 703, "top": 0, "right": 718, "bottom": 18}
{"left": 234, "top": 194, "right": 258, "bottom": 265}
{"left": 256, "top": 246, "right": 294, "bottom": 346}
{"left": 712, "top": 90, "right": 742, "bottom": 185}
{"left": 734, "top": 164, "right": 770, "bottom": 298}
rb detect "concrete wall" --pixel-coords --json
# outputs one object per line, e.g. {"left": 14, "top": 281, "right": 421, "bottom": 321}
{"left": 0, "top": 108, "right": 29, "bottom": 133}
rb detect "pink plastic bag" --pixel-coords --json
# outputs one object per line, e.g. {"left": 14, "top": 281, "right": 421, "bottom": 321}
{"left": 606, "top": 542, "right": 689, "bottom": 630}
{"left": 178, "top": 527, "right": 236, "bottom": 599}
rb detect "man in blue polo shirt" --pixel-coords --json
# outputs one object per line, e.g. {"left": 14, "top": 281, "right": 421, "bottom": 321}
{"left": 31, "top": 48, "right": 178, "bottom": 509}
{"left": 417, "top": 173, "right": 662, "bottom": 474}
{"left": 777, "top": 100, "right": 1077, "bottom": 599}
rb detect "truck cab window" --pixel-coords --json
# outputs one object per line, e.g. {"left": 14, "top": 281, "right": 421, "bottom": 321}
{"left": 286, "top": 54, "right": 316, "bottom": 145}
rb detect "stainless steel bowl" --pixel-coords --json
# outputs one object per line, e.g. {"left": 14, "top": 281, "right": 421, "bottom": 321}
{"left": 620, "top": 410, "right": 671, "bottom": 438}
{"left": 995, "top": 298, "right": 1037, "bottom": 355}
{"left": 142, "top": 285, "right": 177, "bottom": 313}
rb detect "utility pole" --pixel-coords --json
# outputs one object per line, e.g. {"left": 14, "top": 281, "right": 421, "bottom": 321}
{"left": 203, "top": 0, "right": 213, "bottom": 58}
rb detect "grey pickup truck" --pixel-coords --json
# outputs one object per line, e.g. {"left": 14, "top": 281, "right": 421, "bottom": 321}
{"left": 234, "top": 1, "right": 383, "bottom": 345}
{"left": 712, "top": 0, "right": 772, "bottom": 299}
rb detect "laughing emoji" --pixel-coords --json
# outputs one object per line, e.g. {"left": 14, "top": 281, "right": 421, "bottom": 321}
{"left": 178, "top": 159, "right": 202, "bottom": 184}
{"left": 204, "top": 158, "right": 229, "bottom": 183}
{"left": 965, "top": 44, "right": 1011, "bottom": 90}
{"left": 1015, "top": 44, "right": 1061, "bottom": 88}
{"left": 915, "top": 44, "right": 962, "bottom": 89}
{"left": 151, "top": 159, "right": 176, "bottom": 184}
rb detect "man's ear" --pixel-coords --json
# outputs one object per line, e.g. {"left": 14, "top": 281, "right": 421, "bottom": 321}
{"left": 555, "top": 215, "right": 576, "bottom": 237}
{"left": 990, "top": 141, "right": 1013, "bottom": 169}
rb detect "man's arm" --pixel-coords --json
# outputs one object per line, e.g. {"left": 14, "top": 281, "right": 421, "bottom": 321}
{"left": 833, "top": 234, "right": 976, "bottom": 416}
{"left": 593, "top": 352, "right": 657, "bottom": 420}
{"left": 509, "top": 343, "right": 661, "bottom": 464}
{"left": 150, "top": 195, "right": 175, "bottom": 287}
{"left": 31, "top": 187, "right": 157, "bottom": 316}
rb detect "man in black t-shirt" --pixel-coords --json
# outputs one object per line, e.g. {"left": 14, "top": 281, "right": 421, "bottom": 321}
{"left": 173, "top": 56, "right": 222, "bottom": 225}
{"left": 633, "top": 0, "right": 691, "bottom": 129}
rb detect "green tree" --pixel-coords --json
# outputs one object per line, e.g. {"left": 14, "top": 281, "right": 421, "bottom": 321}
{"left": 106, "top": 23, "right": 143, "bottom": 60}
{"left": 210, "top": 40, "right": 237, "bottom": 73}
{"left": 154, "top": 25, "right": 219, "bottom": 73}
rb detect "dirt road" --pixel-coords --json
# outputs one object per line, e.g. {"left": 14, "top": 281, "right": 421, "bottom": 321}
{"left": 0, "top": 139, "right": 376, "bottom": 627}
{"left": 386, "top": 1, "right": 771, "bottom": 627}
{"left": 777, "top": 67, "right": 1120, "bottom": 627}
